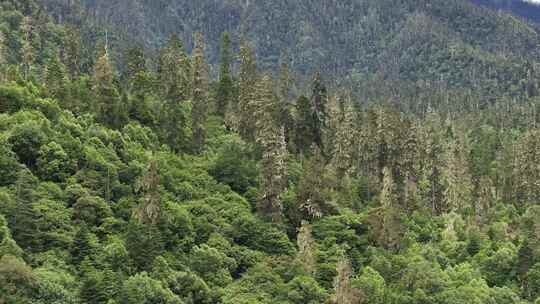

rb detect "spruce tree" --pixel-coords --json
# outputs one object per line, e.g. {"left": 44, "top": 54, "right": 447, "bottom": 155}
{"left": 10, "top": 168, "right": 38, "bottom": 251}
{"left": 158, "top": 34, "right": 191, "bottom": 152}
{"left": 63, "top": 25, "right": 82, "bottom": 78}
{"left": 311, "top": 72, "right": 328, "bottom": 150}
{"left": 191, "top": 33, "right": 209, "bottom": 154}
{"left": 134, "top": 160, "right": 161, "bottom": 225}
{"left": 297, "top": 146, "right": 327, "bottom": 219}
{"left": 296, "top": 95, "right": 315, "bottom": 155}
{"left": 237, "top": 40, "right": 258, "bottom": 140}
{"left": 216, "top": 32, "right": 233, "bottom": 118}
{"left": 332, "top": 96, "right": 357, "bottom": 180}
{"left": 296, "top": 220, "right": 315, "bottom": 275}
{"left": 125, "top": 44, "right": 146, "bottom": 86}
{"left": 253, "top": 75, "right": 287, "bottom": 221}
{"left": 44, "top": 50, "right": 68, "bottom": 100}
{"left": 442, "top": 138, "right": 473, "bottom": 213}
{"left": 92, "top": 48, "right": 123, "bottom": 128}
{"left": 0, "top": 30, "right": 7, "bottom": 81}
{"left": 21, "top": 16, "right": 35, "bottom": 81}
{"left": 332, "top": 255, "right": 358, "bottom": 304}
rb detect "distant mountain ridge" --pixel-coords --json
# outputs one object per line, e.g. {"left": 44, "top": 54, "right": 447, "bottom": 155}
{"left": 41, "top": 0, "right": 540, "bottom": 103}
{"left": 470, "top": 0, "right": 540, "bottom": 24}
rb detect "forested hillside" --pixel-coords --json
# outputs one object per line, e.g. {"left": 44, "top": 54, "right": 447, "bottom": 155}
{"left": 471, "top": 0, "right": 540, "bottom": 24}
{"left": 41, "top": 0, "right": 540, "bottom": 105}
{"left": 1, "top": 0, "right": 540, "bottom": 303}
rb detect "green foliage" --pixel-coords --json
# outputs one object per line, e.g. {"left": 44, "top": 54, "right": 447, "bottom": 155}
{"left": 0, "top": 1, "right": 539, "bottom": 303}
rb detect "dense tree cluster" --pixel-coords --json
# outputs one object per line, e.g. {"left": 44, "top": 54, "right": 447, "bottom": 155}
{"left": 0, "top": 0, "right": 539, "bottom": 304}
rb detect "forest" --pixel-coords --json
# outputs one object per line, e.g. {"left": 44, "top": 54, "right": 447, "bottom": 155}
{"left": 0, "top": 0, "right": 540, "bottom": 303}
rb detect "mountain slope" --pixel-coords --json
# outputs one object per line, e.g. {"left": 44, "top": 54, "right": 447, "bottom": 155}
{"left": 41, "top": 0, "right": 540, "bottom": 102}
{"left": 470, "top": 0, "right": 540, "bottom": 24}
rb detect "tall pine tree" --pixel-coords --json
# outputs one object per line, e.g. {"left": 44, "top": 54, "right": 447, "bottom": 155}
{"left": 216, "top": 32, "right": 233, "bottom": 118}
{"left": 253, "top": 75, "right": 287, "bottom": 221}
{"left": 191, "top": 33, "right": 209, "bottom": 154}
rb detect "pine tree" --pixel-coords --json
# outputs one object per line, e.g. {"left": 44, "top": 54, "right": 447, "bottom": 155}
{"left": 332, "top": 255, "right": 359, "bottom": 304}
{"left": 237, "top": 40, "right": 258, "bottom": 140}
{"left": 125, "top": 44, "right": 146, "bottom": 86}
{"left": 134, "top": 160, "right": 161, "bottom": 225}
{"left": 191, "top": 33, "right": 209, "bottom": 154}
{"left": 311, "top": 72, "right": 328, "bottom": 151}
{"left": 297, "top": 147, "right": 327, "bottom": 219}
{"left": 253, "top": 75, "right": 287, "bottom": 221}
{"left": 158, "top": 34, "right": 191, "bottom": 152}
{"left": 0, "top": 30, "right": 7, "bottom": 81}
{"left": 63, "top": 25, "right": 82, "bottom": 78}
{"left": 10, "top": 168, "right": 38, "bottom": 251}
{"left": 21, "top": 16, "right": 35, "bottom": 81}
{"left": 93, "top": 48, "right": 123, "bottom": 128}
{"left": 332, "top": 95, "right": 357, "bottom": 180}
{"left": 442, "top": 138, "right": 473, "bottom": 213}
{"left": 296, "top": 95, "right": 315, "bottom": 155}
{"left": 216, "top": 32, "right": 233, "bottom": 118}
{"left": 44, "top": 50, "right": 68, "bottom": 100}
{"left": 296, "top": 221, "right": 315, "bottom": 275}
{"left": 158, "top": 34, "right": 191, "bottom": 103}
{"left": 278, "top": 57, "right": 295, "bottom": 151}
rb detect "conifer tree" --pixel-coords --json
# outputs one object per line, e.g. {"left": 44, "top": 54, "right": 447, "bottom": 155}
{"left": 237, "top": 40, "right": 258, "bottom": 140}
{"left": 125, "top": 44, "right": 146, "bottom": 85}
{"left": 296, "top": 220, "right": 315, "bottom": 275}
{"left": 442, "top": 138, "right": 473, "bottom": 213}
{"left": 332, "top": 255, "right": 359, "bottom": 304}
{"left": 332, "top": 95, "right": 357, "bottom": 180}
{"left": 10, "top": 168, "right": 38, "bottom": 251}
{"left": 134, "top": 160, "right": 161, "bottom": 225}
{"left": 216, "top": 32, "right": 233, "bottom": 118}
{"left": 253, "top": 75, "right": 287, "bottom": 221}
{"left": 295, "top": 95, "right": 315, "bottom": 155}
{"left": 278, "top": 57, "right": 295, "bottom": 151}
{"left": 158, "top": 34, "right": 191, "bottom": 152}
{"left": 158, "top": 34, "right": 191, "bottom": 103}
{"left": 63, "top": 25, "right": 82, "bottom": 78}
{"left": 191, "top": 33, "right": 209, "bottom": 154}
{"left": 297, "top": 146, "right": 327, "bottom": 219}
{"left": 311, "top": 72, "right": 328, "bottom": 150}
{"left": 21, "top": 16, "right": 35, "bottom": 81}
{"left": 44, "top": 50, "right": 68, "bottom": 100}
{"left": 93, "top": 48, "right": 123, "bottom": 128}
{"left": 0, "top": 30, "right": 7, "bottom": 80}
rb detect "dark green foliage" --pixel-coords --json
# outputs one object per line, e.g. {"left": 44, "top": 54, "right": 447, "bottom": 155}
{"left": 1, "top": 1, "right": 540, "bottom": 303}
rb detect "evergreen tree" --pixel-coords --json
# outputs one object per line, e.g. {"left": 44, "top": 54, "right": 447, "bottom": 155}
{"left": 442, "top": 137, "right": 473, "bottom": 214}
{"left": 21, "top": 16, "right": 35, "bottom": 81}
{"left": 278, "top": 57, "right": 295, "bottom": 151}
{"left": 92, "top": 48, "right": 124, "bottom": 128}
{"left": 311, "top": 72, "right": 328, "bottom": 151}
{"left": 0, "top": 30, "right": 7, "bottom": 80}
{"left": 134, "top": 160, "right": 161, "bottom": 225}
{"left": 158, "top": 35, "right": 191, "bottom": 152}
{"left": 63, "top": 24, "right": 82, "bottom": 78}
{"left": 332, "top": 255, "right": 359, "bottom": 304}
{"left": 296, "top": 220, "right": 315, "bottom": 275}
{"left": 191, "top": 32, "right": 209, "bottom": 154}
{"left": 10, "top": 168, "right": 38, "bottom": 251}
{"left": 216, "top": 32, "right": 233, "bottom": 118}
{"left": 332, "top": 96, "right": 357, "bottom": 180}
{"left": 158, "top": 34, "right": 191, "bottom": 103}
{"left": 253, "top": 75, "right": 287, "bottom": 221}
{"left": 297, "top": 147, "right": 328, "bottom": 219}
{"left": 125, "top": 44, "right": 146, "bottom": 85}
{"left": 295, "top": 95, "right": 315, "bottom": 155}
{"left": 237, "top": 40, "right": 258, "bottom": 140}
{"left": 44, "top": 50, "right": 68, "bottom": 100}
